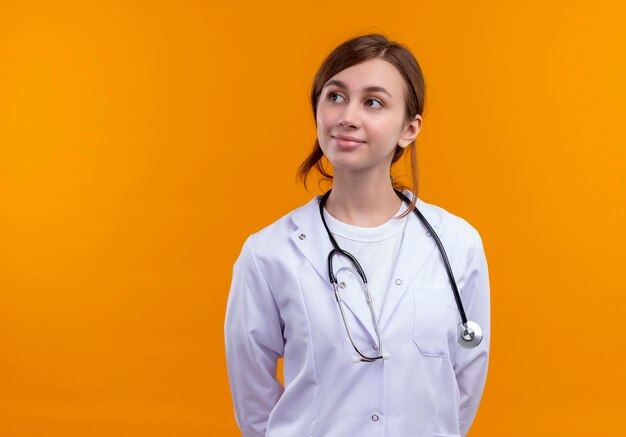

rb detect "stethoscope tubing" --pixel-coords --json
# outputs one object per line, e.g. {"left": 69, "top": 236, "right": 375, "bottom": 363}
{"left": 393, "top": 190, "right": 469, "bottom": 325}
{"left": 320, "top": 191, "right": 384, "bottom": 362}
{"left": 319, "top": 189, "right": 481, "bottom": 359}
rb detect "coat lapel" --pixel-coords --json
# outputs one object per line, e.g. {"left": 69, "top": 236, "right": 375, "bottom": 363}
{"left": 289, "top": 196, "right": 333, "bottom": 287}
{"left": 289, "top": 196, "right": 378, "bottom": 341}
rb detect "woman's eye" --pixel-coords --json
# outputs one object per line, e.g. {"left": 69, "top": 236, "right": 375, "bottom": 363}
{"left": 366, "top": 99, "right": 383, "bottom": 108}
{"left": 329, "top": 92, "right": 344, "bottom": 102}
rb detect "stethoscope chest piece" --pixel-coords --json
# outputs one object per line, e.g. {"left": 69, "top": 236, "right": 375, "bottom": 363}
{"left": 457, "top": 321, "right": 483, "bottom": 348}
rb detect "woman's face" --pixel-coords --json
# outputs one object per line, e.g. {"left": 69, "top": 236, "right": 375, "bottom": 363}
{"left": 316, "top": 58, "right": 421, "bottom": 176}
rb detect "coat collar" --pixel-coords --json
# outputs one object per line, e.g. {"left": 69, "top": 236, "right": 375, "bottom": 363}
{"left": 289, "top": 191, "right": 442, "bottom": 340}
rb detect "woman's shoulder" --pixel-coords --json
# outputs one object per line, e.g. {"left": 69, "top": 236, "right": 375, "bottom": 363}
{"left": 245, "top": 192, "right": 483, "bottom": 243}
{"left": 416, "top": 199, "right": 483, "bottom": 251}
{"left": 243, "top": 195, "right": 321, "bottom": 251}
{"left": 417, "top": 195, "right": 484, "bottom": 247}
{"left": 239, "top": 192, "right": 484, "bottom": 258}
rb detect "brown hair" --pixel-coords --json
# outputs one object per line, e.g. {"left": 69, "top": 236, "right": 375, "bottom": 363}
{"left": 297, "top": 33, "right": 426, "bottom": 215}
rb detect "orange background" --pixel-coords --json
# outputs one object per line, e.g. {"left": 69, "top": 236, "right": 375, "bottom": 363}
{"left": 1, "top": 0, "right": 625, "bottom": 435}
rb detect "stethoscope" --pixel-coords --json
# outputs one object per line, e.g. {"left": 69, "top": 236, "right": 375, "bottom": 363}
{"left": 319, "top": 189, "right": 483, "bottom": 363}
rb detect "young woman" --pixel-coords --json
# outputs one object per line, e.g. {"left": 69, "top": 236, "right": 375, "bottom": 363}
{"left": 224, "top": 34, "right": 490, "bottom": 437}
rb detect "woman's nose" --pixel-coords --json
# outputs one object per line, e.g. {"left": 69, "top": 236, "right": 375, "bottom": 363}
{"left": 338, "top": 103, "right": 360, "bottom": 129}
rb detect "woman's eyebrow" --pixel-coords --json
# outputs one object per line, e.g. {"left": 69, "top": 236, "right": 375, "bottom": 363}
{"left": 323, "top": 79, "right": 392, "bottom": 98}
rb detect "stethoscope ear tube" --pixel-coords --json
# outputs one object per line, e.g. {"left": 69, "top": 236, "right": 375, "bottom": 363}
{"left": 328, "top": 248, "right": 368, "bottom": 286}
{"left": 321, "top": 190, "right": 386, "bottom": 361}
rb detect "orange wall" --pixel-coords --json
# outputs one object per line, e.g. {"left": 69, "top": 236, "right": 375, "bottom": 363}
{"left": 1, "top": 0, "right": 625, "bottom": 435}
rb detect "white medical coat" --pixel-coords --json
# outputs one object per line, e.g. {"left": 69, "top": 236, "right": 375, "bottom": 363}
{"left": 224, "top": 192, "right": 490, "bottom": 437}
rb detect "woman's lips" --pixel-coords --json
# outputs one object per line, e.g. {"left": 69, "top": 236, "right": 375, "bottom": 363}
{"left": 332, "top": 136, "right": 365, "bottom": 149}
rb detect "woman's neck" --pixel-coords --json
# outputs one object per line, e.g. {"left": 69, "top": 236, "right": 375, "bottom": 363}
{"left": 325, "top": 169, "right": 403, "bottom": 227}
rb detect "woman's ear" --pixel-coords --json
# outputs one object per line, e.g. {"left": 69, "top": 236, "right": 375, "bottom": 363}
{"left": 398, "top": 114, "right": 422, "bottom": 148}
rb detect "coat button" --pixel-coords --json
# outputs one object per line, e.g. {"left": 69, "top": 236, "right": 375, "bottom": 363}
{"left": 371, "top": 414, "right": 380, "bottom": 422}
{"left": 339, "top": 282, "right": 346, "bottom": 289}
{"left": 298, "top": 233, "right": 306, "bottom": 240}
{"left": 372, "top": 344, "right": 379, "bottom": 350}
{"left": 426, "top": 231, "right": 431, "bottom": 237}
{"left": 395, "top": 279, "right": 402, "bottom": 285}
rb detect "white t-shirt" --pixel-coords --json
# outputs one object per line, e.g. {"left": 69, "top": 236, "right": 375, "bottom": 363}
{"left": 323, "top": 201, "right": 410, "bottom": 318}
